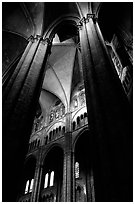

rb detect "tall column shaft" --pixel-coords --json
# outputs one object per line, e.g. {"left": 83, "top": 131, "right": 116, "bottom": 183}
{"left": 62, "top": 153, "right": 67, "bottom": 202}
{"left": 31, "top": 150, "right": 42, "bottom": 202}
{"left": 3, "top": 37, "right": 40, "bottom": 126}
{"left": 36, "top": 164, "right": 43, "bottom": 201}
{"left": 72, "top": 151, "right": 75, "bottom": 202}
{"left": 2, "top": 36, "right": 51, "bottom": 201}
{"left": 2, "top": 38, "right": 32, "bottom": 90}
{"left": 78, "top": 14, "right": 132, "bottom": 201}
{"left": 64, "top": 112, "right": 74, "bottom": 202}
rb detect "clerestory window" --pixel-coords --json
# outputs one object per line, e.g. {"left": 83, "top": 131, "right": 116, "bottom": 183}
{"left": 44, "top": 171, "right": 54, "bottom": 188}
{"left": 75, "top": 162, "right": 79, "bottom": 179}
{"left": 25, "top": 179, "right": 34, "bottom": 194}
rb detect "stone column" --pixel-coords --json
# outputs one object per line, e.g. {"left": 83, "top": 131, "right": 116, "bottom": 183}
{"left": 62, "top": 152, "right": 67, "bottom": 202}
{"left": 2, "top": 36, "right": 52, "bottom": 201}
{"left": 3, "top": 35, "right": 39, "bottom": 105}
{"left": 30, "top": 163, "right": 40, "bottom": 202}
{"left": 36, "top": 164, "right": 44, "bottom": 201}
{"left": 78, "top": 14, "right": 132, "bottom": 201}
{"left": 65, "top": 150, "right": 72, "bottom": 202}
{"left": 72, "top": 151, "right": 75, "bottom": 202}
{"left": 3, "top": 35, "right": 34, "bottom": 95}
{"left": 30, "top": 149, "right": 42, "bottom": 202}
{"left": 63, "top": 111, "right": 74, "bottom": 202}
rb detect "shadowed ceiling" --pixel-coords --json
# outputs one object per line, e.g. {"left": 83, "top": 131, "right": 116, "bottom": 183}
{"left": 6, "top": 2, "right": 131, "bottom": 121}
{"left": 2, "top": 2, "right": 89, "bottom": 119}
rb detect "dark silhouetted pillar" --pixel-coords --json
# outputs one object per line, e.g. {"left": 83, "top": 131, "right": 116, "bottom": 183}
{"left": 2, "top": 36, "right": 51, "bottom": 201}
{"left": 78, "top": 14, "right": 132, "bottom": 201}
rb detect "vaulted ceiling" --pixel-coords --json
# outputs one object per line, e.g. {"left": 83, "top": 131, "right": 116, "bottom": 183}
{"left": 2, "top": 2, "right": 100, "bottom": 72}
{"left": 3, "top": 2, "right": 132, "bottom": 121}
{"left": 39, "top": 40, "right": 83, "bottom": 118}
{"left": 2, "top": 2, "right": 88, "bottom": 119}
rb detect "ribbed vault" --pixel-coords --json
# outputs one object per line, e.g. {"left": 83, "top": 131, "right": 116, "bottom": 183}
{"left": 40, "top": 39, "right": 83, "bottom": 114}
{"left": 2, "top": 2, "right": 101, "bottom": 119}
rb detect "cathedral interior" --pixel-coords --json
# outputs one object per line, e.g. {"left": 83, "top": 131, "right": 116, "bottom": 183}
{"left": 2, "top": 2, "right": 133, "bottom": 202}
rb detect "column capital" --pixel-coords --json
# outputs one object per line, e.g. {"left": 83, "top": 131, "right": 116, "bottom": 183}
{"left": 27, "top": 35, "right": 35, "bottom": 42}
{"left": 41, "top": 37, "right": 51, "bottom": 46}
{"left": 77, "top": 13, "right": 98, "bottom": 30}
{"left": 77, "top": 20, "right": 83, "bottom": 30}
{"left": 27, "top": 35, "right": 42, "bottom": 43}
{"left": 87, "top": 13, "right": 98, "bottom": 23}
{"left": 87, "top": 13, "right": 95, "bottom": 19}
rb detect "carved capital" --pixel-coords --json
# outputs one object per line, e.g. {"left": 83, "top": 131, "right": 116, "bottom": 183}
{"left": 27, "top": 35, "right": 42, "bottom": 43}
{"left": 77, "top": 14, "right": 98, "bottom": 30}
{"left": 41, "top": 38, "right": 51, "bottom": 46}
{"left": 35, "top": 34, "right": 42, "bottom": 40}
{"left": 27, "top": 35, "right": 35, "bottom": 42}
{"left": 77, "top": 22, "right": 82, "bottom": 30}
{"left": 87, "top": 13, "right": 98, "bottom": 23}
{"left": 78, "top": 17, "right": 86, "bottom": 28}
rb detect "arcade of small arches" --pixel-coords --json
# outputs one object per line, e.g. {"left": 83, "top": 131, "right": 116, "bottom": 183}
{"left": 28, "top": 110, "right": 88, "bottom": 153}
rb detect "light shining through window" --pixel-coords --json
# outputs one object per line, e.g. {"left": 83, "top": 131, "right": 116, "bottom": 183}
{"left": 25, "top": 180, "right": 29, "bottom": 194}
{"left": 75, "top": 162, "right": 79, "bottom": 178}
{"left": 29, "top": 179, "right": 34, "bottom": 192}
{"left": 50, "top": 171, "right": 54, "bottom": 186}
{"left": 44, "top": 173, "right": 49, "bottom": 188}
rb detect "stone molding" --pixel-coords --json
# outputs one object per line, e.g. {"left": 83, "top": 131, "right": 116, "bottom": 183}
{"left": 77, "top": 13, "right": 98, "bottom": 30}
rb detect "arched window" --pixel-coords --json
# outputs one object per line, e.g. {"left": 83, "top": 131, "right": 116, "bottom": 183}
{"left": 53, "top": 129, "right": 55, "bottom": 137}
{"left": 50, "top": 171, "right": 54, "bottom": 186}
{"left": 74, "top": 98, "right": 78, "bottom": 108}
{"left": 49, "top": 132, "right": 52, "bottom": 141}
{"left": 81, "top": 114, "right": 83, "bottom": 120}
{"left": 29, "top": 179, "right": 34, "bottom": 192}
{"left": 44, "top": 173, "right": 49, "bottom": 188}
{"left": 25, "top": 180, "right": 29, "bottom": 194}
{"left": 73, "top": 121, "right": 76, "bottom": 130}
{"left": 75, "top": 162, "right": 79, "bottom": 178}
{"left": 56, "top": 128, "right": 58, "bottom": 134}
{"left": 62, "top": 126, "right": 65, "bottom": 134}
{"left": 77, "top": 116, "right": 80, "bottom": 125}
{"left": 84, "top": 112, "right": 87, "bottom": 118}
{"left": 45, "top": 136, "right": 48, "bottom": 145}
{"left": 50, "top": 131, "right": 52, "bottom": 141}
{"left": 59, "top": 126, "right": 61, "bottom": 132}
